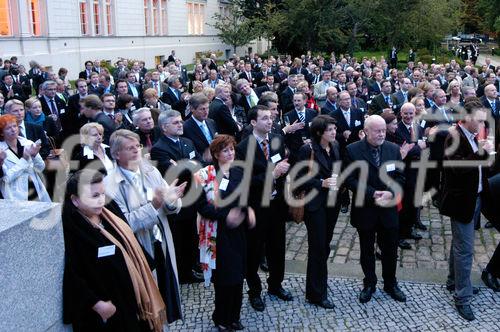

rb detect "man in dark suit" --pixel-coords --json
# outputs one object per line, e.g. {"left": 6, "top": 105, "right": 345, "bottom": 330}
{"left": 115, "top": 79, "right": 141, "bottom": 110}
{"left": 161, "top": 75, "right": 188, "bottom": 118}
{"left": 126, "top": 72, "right": 142, "bottom": 102}
{"left": 391, "top": 78, "right": 412, "bottom": 114}
{"left": 368, "top": 70, "right": 383, "bottom": 97}
{"left": 167, "top": 50, "right": 176, "bottom": 63}
{"left": 280, "top": 75, "right": 298, "bottom": 113}
{"left": 369, "top": 80, "right": 395, "bottom": 115}
{"left": 142, "top": 71, "right": 168, "bottom": 95}
{"left": 65, "top": 79, "right": 89, "bottom": 138}
{"left": 273, "top": 65, "right": 288, "bottom": 86}
{"left": 330, "top": 91, "right": 364, "bottom": 153}
{"left": 440, "top": 99, "right": 494, "bottom": 321}
{"left": 320, "top": 87, "right": 338, "bottom": 115}
{"left": 238, "top": 63, "right": 256, "bottom": 87}
{"left": 344, "top": 115, "right": 406, "bottom": 304}
{"left": 80, "top": 95, "right": 116, "bottom": 145}
{"left": 255, "top": 74, "right": 276, "bottom": 98}
{"left": 150, "top": 109, "right": 204, "bottom": 284}
{"left": 394, "top": 103, "right": 427, "bottom": 248}
{"left": 283, "top": 92, "right": 318, "bottom": 164}
{"left": 182, "top": 93, "right": 217, "bottom": 164}
{"left": 132, "top": 108, "right": 161, "bottom": 151}
{"left": 388, "top": 46, "right": 398, "bottom": 69}
{"left": 346, "top": 82, "right": 367, "bottom": 113}
{"left": 236, "top": 105, "right": 292, "bottom": 311}
{"left": 236, "top": 78, "right": 259, "bottom": 114}
{"left": 78, "top": 60, "right": 94, "bottom": 83}
{"left": 88, "top": 72, "right": 104, "bottom": 96}
{"left": 4, "top": 99, "right": 50, "bottom": 159}
{"left": 481, "top": 84, "right": 500, "bottom": 120}
{"left": 209, "top": 84, "right": 240, "bottom": 139}
{"left": 1, "top": 73, "right": 27, "bottom": 102}
{"left": 39, "top": 80, "right": 67, "bottom": 135}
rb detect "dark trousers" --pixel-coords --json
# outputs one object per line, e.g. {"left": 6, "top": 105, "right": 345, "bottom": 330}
{"left": 213, "top": 282, "right": 243, "bottom": 327}
{"left": 399, "top": 168, "right": 418, "bottom": 238}
{"left": 487, "top": 218, "right": 500, "bottom": 278}
{"left": 304, "top": 205, "right": 340, "bottom": 301}
{"left": 358, "top": 226, "right": 399, "bottom": 287}
{"left": 168, "top": 214, "right": 199, "bottom": 282}
{"left": 246, "top": 198, "right": 286, "bottom": 297}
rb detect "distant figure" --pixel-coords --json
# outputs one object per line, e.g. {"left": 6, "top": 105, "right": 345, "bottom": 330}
{"left": 388, "top": 46, "right": 398, "bottom": 69}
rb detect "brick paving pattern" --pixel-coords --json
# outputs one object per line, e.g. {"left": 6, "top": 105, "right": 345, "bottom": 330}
{"left": 170, "top": 204, "right": 499, "bottom": 330}
{"left": 171, "top": 275, "right": 499, "bottom": 331}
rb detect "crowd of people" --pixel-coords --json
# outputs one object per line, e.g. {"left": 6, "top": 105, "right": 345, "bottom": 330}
{"left": 0, "top": 48, "right": 500, "bottom": 330}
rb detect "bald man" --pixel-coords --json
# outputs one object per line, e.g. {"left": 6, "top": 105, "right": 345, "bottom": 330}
{"left": 344, "top": 115, "right": 406, "bottom": 304}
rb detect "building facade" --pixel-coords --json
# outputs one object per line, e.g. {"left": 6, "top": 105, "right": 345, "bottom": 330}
{"left": 0, "top": 0, "right": 257, "bottom": 78}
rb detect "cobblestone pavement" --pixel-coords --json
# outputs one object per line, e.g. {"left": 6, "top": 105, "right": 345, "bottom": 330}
{"left": 171, "top": 275, "right": 499, "bottom": 331}
{"left": 286, "top": 205, "right": 500, "bottom": 273}
{"left": 170, "top": 204, "right": 499, "bottom": 331}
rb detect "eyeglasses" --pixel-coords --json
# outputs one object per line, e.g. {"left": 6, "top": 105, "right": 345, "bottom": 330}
{"left": 122, "top": 144, "right": 143, "bottom": 152}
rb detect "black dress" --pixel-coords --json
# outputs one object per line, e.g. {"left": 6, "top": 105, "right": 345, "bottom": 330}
{"left": 62, "top": 201, "right": 150, "bottom": 332}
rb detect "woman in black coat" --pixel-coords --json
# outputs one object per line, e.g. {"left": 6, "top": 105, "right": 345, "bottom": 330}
{"left": 71, "top": 122, "right": 114, "bottom": 175}
{"left": 62, "top": 170, "right": 155, "bottom": 332}
{"left": 296, "top": 115, "right": 342, "bottom": 309}
{"left": 194, "top": 135, "right": 256, "bottom": 331}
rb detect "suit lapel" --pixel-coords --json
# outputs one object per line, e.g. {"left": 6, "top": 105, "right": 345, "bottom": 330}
{"left": 361, "top": 139, "right": 379, "bottom": 168}
{"left": 312, "top": 143, "right": 331, "bottom": 172}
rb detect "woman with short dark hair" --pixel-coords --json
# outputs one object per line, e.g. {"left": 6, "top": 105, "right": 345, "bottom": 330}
{"left": 296, "top": 114, "right": 341, "bottom": 309}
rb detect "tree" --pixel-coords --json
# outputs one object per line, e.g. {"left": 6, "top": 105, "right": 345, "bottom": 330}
{"left": 209, "top": 0, "right": 257, "bottom": 54}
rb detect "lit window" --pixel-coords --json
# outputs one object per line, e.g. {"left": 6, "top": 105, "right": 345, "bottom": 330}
{"left": 79, "top": 0, "right": 88, "bottom": 35}
{"left": 187, "top": 2, "right": 205, "bottom": 35}
{"left": 105, "top": 0, "right": 113, "bottom": 35}
{"left": 93, "top": 0, "right": 100, "bottom": 35}
{"left": 161, "top": 0, "right": 167, "bottom": 35}
{"left": 152, "top": 0, "right": 159, "bottom": 35}
{"left": 29, "top": 0, "right": 41, "bottom": 36}
{"left": 144, "top": 0, "right": 150, "bottom": 35}
{"left": 0, "top": 0, "right": 11, "bottom": 36}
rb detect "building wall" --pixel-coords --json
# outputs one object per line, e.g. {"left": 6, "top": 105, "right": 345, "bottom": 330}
{"left": 0, "top": 0, "right": 258, "bottom": 79}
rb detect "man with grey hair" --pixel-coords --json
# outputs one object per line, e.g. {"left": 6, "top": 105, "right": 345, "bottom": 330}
{"left": 344, "top": 115, "right": 406, "bottom": 304}
{"left": 314, "top": 70, "right": 336, "bottom": 108}
{"left": 161, "top": 75, "right": 188, "bottom": 117}
{"left": 105, "top": 128, "right": 185, "bottom": 323}
{"left": 280, "top": 74, "right": 298, "bottom": 113}
{"left": 39, "top": 80, "right": 66, "bottom": 131}
{"left": 209, "top": 83, "right": 240, "bottom": 138}
{"left": 150, "top": 110, "right": 204, "bottom": 284}
{"left": 132, "top": 107, "right": 161, "bottom": 150}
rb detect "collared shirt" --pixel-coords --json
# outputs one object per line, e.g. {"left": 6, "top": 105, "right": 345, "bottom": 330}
{"left": 83, "top": 143, "right": 114, "bottom": 172}
{"left": 459, "top": 124, "right": 482, "bottom": 193}
{"left": 341, "top": 108, "right": 351, "bottom": 125}
{"left": 19, "top": 121, "right": 26, "bottom": 137}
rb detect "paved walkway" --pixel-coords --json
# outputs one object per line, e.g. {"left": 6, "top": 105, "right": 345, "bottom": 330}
{"left": 477, "top": 54, "right": 500, "bottom": 67}
{"left": 170, "top": 205, "right": 499, "bottom": 330}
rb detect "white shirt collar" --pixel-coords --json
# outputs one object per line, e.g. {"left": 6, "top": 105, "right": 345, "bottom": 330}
{"left": 192, "top": 116, "right": 206, "bottom": 127}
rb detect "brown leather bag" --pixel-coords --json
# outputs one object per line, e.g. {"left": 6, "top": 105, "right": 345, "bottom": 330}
{"left": 288, "top": 147, "right": 314, "bottom": 224}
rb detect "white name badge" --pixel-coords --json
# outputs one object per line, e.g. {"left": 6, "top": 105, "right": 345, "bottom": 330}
{"left": 98, "top": 245, "right": 116, "bottom": 258}
{"left": 354, "top": 120, "right": 361, "bottom": 127}
{"left": 60, "top": 109, "right": 66, "bottom": 114}
{"left": 146, "top": 188, "right": 154, "bottom": 202}
{"left": 271, "top": 153, "right": 281, "bottom": 163}
{"left": 189, "top": 151, "right": 196, "bottom": 159}
{"left": 219, "top": 178, "right": 229, "bottom": 191}
{"left": 386, "top": 163, "right": 396, "bottom": 172}
{"left": 420, "top": 120, "right": 426, "bottom": 128}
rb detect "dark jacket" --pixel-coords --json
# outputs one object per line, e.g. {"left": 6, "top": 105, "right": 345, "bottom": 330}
{"left": 182, "top": 117, "right": 218, "bottom": 157}
{"left": 344, "top": 139, "right": 405, "bottom": 230}
{"left": 209, "top": 98, "right": 240, "bottom": 138}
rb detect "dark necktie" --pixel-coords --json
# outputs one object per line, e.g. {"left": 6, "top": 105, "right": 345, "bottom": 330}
{"left": 371, "top": 147, "right": 380, "bottom": 167}
{"left": 261, "top": 139, "right": 269, "bottom": 160}
{"left": 298, "top": 111, "right": 305, "bottom": 122}
{"left": 108, "top": 113, "right": 114, "bottom": 120}
{"left": 145, "top": 133, "right": 152, "bottom": 150}
{"left": 49, "top": 99, "right": 57, "bottom": 115}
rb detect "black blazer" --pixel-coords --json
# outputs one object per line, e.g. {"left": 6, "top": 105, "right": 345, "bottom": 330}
{"left": 209, "top": 98, "right": 239, "bottom": 138}
{"left": 40, "top": 95, "right": 67, "bottom": 117}
{"left": 78, "top": 70, "right": 93, "bottom": 81}
{"left": 25, "top": 122, "right": 50, "bottom": 159}
{"left": 329, "top": 108, "right": 364, "bottom": 151}
{"left": 88, "top": 84, "right": 104, "bottom": 96}
{"left": 235, "top": 133, "right": 287, "bottom": 208}
{"left": 440, "top": 126, "right": 490, "bottom": 223}
{"left": 481, "top": 95, "right": 500, "bottom": 120}
{"left": 280, "top": 87, "right": 295, "bottom": 113}
{"left": 283, "top": 108, "right": 318, "bottom": 163}
{"left": 70, "top": 144, "right": 113, "bottom": 175}
{"left": 0, "top": 83, "right": 27, "bottom": 102}
{"left": 91, "top": 112, "right": 116, "bottom": 145}
{"left": 394, "top": 121, "right": 424, "bottom": 161}
{"left": 160, "top": 88, "right": 187, "bottom": 116}
{"left": 182, "top": 117, "right": 218, "bottom": 157}
{"left": 321, "top": 100, "right": 337, "bottom": 115}
{"left": 344, "top": 139, "right": 405, "bottom": 231}
{"left": 134, "top": 126, "right": 162, "bottom": 150}
{"left": 296, "top": 141, "right": 341, "bottom": 211}
{"left": 150, "top": 135, "right": 202, "bottom": 177}
{"left": 62, "top": 200, "right": 146, "bottom": 331}
{"left": 368, "top": 93, "right": 392, "bottom": 115}
{"left": 237, "top": 93, "right": 252, "bottom": 114}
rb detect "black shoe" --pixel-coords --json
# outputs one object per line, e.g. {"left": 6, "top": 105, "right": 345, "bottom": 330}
{"left": 230, "top": 321, "right": 245, "bottom": 330}
{"left": 446, "top": 284, "right": 480, "bottom": 295}
{"left": 481, "top": 270, "right": 500, "bottom": 292}
{"left": 340, "top": 204, "right": 349, "bottom": 213}
{"left": 485, "top": 221, "right": 494, "bottom": 229}
{"left": 359, "top": 286, "right": 376, "bottom": 303}
{"left": 383, "top": 284, "right": 407, "bottom": 302}
{"left": 216, "top": 324, "right": 234, "bottom": 332}
{"left": 268, "top": 287, "right": 293, "bottom": 301}
{"left": 308, "top": 298, "right": 335, "bottom": 309}
{"left": 260, "top": 261, "right": 269, "bottom": 272}
{"left": 180, "top": 271, "right": 205, "bottom": 284}
{"left": 249, "top": 295, "right": 265, "bottom": 311}
{"left": 408, "top": 230, "right": 423, "bottom": 240}
{"left": 455, "top": 304, "right": 475, "bottom": 321}
{"left": 398, "top": 239, "right": 412, "bottom": 250}
{"left": 375, "top": 251, "right": 383, "bottom": 260}
{"left": 414, "top": 220, "right": 427, "bottom": 231}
